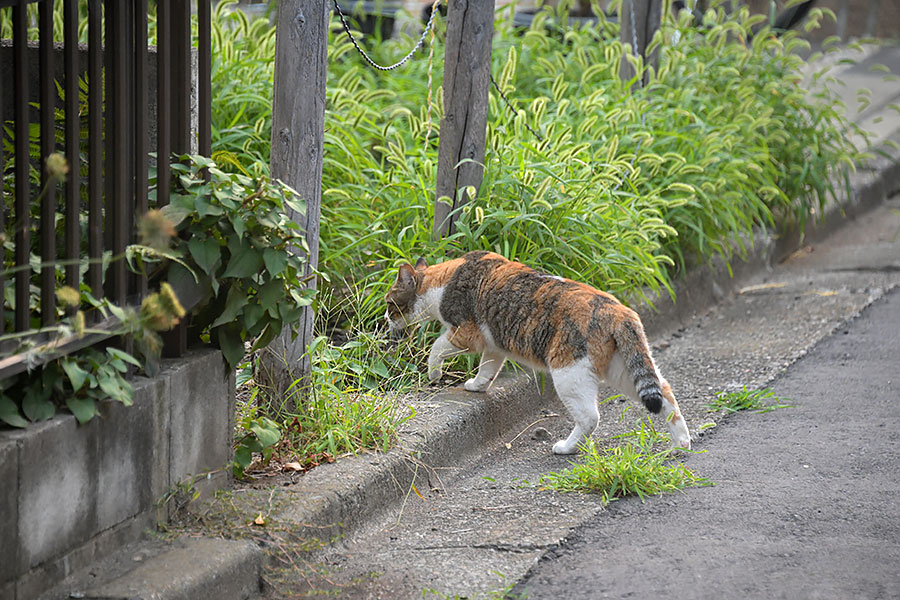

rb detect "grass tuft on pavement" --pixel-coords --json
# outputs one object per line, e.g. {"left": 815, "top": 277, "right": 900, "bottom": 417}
{"left": 708, "top": 387, "right": 792, "bottom": 414}
{"left": 540, "top": 419, "right": 711, "bottom": 503}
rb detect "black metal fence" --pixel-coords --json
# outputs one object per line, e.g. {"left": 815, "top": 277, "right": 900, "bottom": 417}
{"left": 0, "top": 0, "right": 211, "bottom": 375}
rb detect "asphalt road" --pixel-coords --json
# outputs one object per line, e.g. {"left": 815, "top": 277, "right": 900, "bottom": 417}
{"left": 512, "top": 286, "right": 900, "bottom": 600}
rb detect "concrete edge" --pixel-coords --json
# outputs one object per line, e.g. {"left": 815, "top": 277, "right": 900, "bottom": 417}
{"left": 2, "top": 347, "right": 235, "bottom": 600}
{"left": 84, "top": 538, "right": 263, "bottom": 600}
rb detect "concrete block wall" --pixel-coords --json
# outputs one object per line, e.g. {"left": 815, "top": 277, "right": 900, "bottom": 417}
{"left": 0, "top": 348, "right": 234, "bottom": 600}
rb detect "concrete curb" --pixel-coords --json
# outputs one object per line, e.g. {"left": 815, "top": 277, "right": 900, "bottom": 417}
{"left": 73, "top": 538, "right": 263, "bottom": 600}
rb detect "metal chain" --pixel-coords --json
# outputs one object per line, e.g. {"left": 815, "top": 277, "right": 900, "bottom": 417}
{"left": 489, "top": 73, "right": 545, "bottom": 143}
{"left": 422, "top": 0, "right": 442, "bottom": 153}
{"left": 629, "top": 0, "right": 640, "bottom": 69}
{"left": 332, "top": 0, "right": 439, "bottom": 72}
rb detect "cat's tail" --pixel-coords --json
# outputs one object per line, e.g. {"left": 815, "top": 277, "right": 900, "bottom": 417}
{"left": 612, "top": 314, "right": 663, "bottom": 414}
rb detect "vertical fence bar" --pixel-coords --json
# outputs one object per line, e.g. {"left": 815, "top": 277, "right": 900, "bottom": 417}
{"left": 0, "top": 6, "right": 4, "bottom": 337}
{"left": 40, "top": 0, "right": 58, "bottom": 325}
{"left": 106, "top": 0, "right": 128, "bottom": 305}
{"left": 65, "top": 0, "right": 81, "bottom": 290}
{"left": 162, "top": 0, "right": 192, "bottom": 357}
{"left": 13, "top": 0, "right": 31, "bottom": 332}
{"left": 199, "top": 0, "right": 212, "bottom": 161}
{"left": 134, "top": 0, "right": 149, "bottom": 297}
{"left": 123, "top": 0, "right": 136, "bottom": 302}
{"left": 156, "top": 0, "right": 171, "bottom": 206}
{"left": 171, "top": 0, "right": 191, "bottom": 154}
{"left": 88, "top": 0, "right": 103, "bottom": 297}
{"left": 0, "top": 7, "right": 5, "bottom": 334}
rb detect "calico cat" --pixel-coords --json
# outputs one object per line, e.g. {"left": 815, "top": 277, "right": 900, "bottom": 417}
{"left": 385, "top": 251, "right": 691, "bottom": 454}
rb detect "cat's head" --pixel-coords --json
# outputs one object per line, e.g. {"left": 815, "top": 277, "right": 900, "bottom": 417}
{"left": 385, "top": 257, "right": 428, "bottom": 335}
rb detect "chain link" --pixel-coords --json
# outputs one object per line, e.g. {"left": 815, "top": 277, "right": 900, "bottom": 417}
{"left": 489, "top": 73, "right": 545, "bottom": 143}
{"left": 629, "top": 0, "right": 640, "bottom": 69}
{"left": 333, "top": 0, "right": 439, "bottom": 72}
{"left": 422, "top": 0, "right": 442, "bottom": 153}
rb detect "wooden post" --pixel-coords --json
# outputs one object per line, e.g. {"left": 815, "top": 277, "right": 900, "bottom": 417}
{"left": 618, "top": 0, "right": 664, "bottom": 87}
{"left": 433, "top": 0, "right": 496, "bottom": 239}
{"left": 257, "top": 0, "right": 326, "bottom": 403}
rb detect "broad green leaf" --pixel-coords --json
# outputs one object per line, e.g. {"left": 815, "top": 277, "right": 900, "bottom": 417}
{"left": 196, "top": 196, "right": 224, "bottom": 218}
{"left": 61, "top": 359, "right": 90, "bottom": 392}
{"left": 256, "top": 278, "right": 282, "bottom": 311}
{"left": 22, "top": 386, "right": 55, "bottom": 422}
{"left": 222, "top": 242, "right": 264, "bottom": 279}
{"left": 216, "top": 323, "right": 245, "bottom": 369}
{"left": 263, "top": 247, "right": 287, "bottom": 277}
{"left": 243, "top": 303, "right": 266, "bottom": 335}
{"left": 66, "top": 396, "right": 99, "bottom": 425}
{"left": 289, "top": 287, "right": 316, "bottom": 307}
{"left": 234, "top": 445, "right": 253, "bottom": 469}
{"left": 249, "top": 322, "right": 278, "bottom": 353}
{"left": 99, "top": 375, "right": 127, "bottom": 403}
{"left": 188, "top": 236, "right": 222, "bottom": 275}
{"left": 211, "top": 284, "right": 249, "bottom": 329}
{"left": 232, "top": 215, "right": 247, "bottom": 240}
{"left": 106, "top": 347, "right": 143, "bottom": 369}
{"left": 250, "top": 423, "right": 281, "bottom": 448}
{"left": 159, "top": 202, "right": 191, "bottom": 227}
{"left": 0, "top": 396, "right": 29, "bottom": 428}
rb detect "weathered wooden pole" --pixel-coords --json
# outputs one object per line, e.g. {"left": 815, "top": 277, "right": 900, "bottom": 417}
{"left": 619, "top": 0, "right": 664, "bottom": 86}
{"left": 433, "top": 0, "right": 496, "bottom": 239}
{"left": 258, "top": 0, "right": 326, "bottom": 402}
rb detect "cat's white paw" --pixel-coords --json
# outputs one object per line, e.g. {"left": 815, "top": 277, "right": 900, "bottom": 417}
{"left": 669, "top": 421, "right": 692, "bottom": 451}
{"left": 552, "top": 440, "right": 578, "bottom": 455}
{"left": 670, "top": 434, "right": 692, "bottom": 451}
{"left": 464, "top": 377, "right": 490, "bottom": 392}
{"left": 428, "top": 368, "right": 442, "bottom": 383}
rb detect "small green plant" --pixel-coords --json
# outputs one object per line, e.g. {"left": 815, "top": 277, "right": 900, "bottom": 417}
{"left": 540, "top": 418, "right": 710, "bottom": 503}
{"left": 273, "top": 382, "right": 413, "bottom": 472}
{"left": 232, "top": 333, "right": 415, "bottom": 477}
{"left": 708, "top": 386, "right": 792, "bottom": 414}
{"left": 233, "top": 406, "right": 283, "bottom": 478}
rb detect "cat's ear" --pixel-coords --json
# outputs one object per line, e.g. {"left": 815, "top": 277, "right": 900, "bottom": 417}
{"left": 397, "top": 264, "right": 417, "bottom": 288}
{"left": 414, "top": 257, "right": 428, "bottom": 271}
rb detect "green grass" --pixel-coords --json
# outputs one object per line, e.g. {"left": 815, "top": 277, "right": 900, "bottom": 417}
{"left": 540, "top": 418, "right": 711, "bottom": 503}
{"left": 708, "top": 386, "right": 792, "bottom": 414}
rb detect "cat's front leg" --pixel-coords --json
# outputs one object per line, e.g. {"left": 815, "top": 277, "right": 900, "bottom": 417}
{"left": 428, "top": 330, "right": 466, "bottom": 382}
{"left": 464, "top": 351, "right": 506, "bottom": 392}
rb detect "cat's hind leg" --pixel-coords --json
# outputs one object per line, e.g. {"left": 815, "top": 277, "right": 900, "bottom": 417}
{"left": 550, "top": 360, "right": 601, "bottom": 455}
{"left": 660, "top": 378, "right": 691, "bottom": 450}
{"left": 464, "top": 351, "right": 506, "bottom": 392}
{"left": 604, "top": 352, "right": 691, "bottom": 450}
